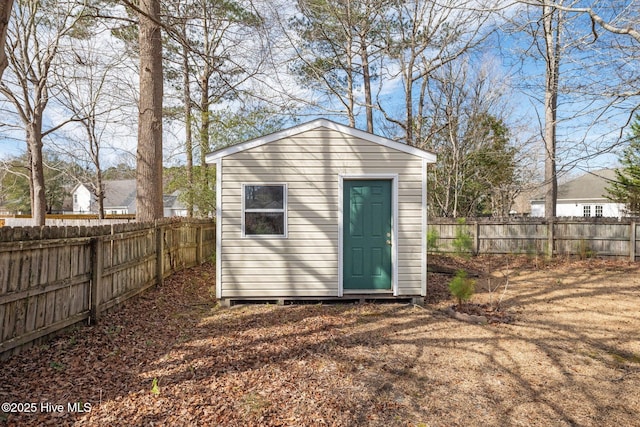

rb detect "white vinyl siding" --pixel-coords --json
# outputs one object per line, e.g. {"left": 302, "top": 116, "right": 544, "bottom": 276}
{"left": 219, "top": 128, "right": 425, "bottom": 298}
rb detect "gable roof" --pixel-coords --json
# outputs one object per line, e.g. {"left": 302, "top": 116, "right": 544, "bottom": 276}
{"left": 204, "top": 118, "right": 437, "bottom": 163}
{"left": 103, "top": 179, "right": 137, "bottom": 209}
{"left": 532, "top": 169, "right": 618, "bottom": 203}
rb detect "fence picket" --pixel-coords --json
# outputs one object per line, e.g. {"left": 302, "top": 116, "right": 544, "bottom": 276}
{"left": 0, "top": 220, "right": 215, "bottom": 359}
{"left": 429, "top": 218, "right": 639, "bottom": 259}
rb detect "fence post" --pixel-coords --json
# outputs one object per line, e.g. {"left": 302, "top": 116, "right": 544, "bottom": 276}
{"left": 156, "top": 223, "right": 164, "bottom": 287}
{"left": 196, "top": 222, "right": 203, "bottom": 265}
{"left": 474, "top": 221, "right": 480, "bottom": 255}
{"left": 90, "top": 237, "right": 103, "bottom": 324}
{"left": 546, "top": 218, "right": 554, "bottom": 259}
{"left": 631, "top": 221, "right": 636, "bottom": 262}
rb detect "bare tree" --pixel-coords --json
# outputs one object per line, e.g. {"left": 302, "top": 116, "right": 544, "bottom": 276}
{"left": 0, "top": 0, "right": 13, "bottom": 81}
{"left": 53, "top": 36, "right": 131, "bottom": 219}
{"left": 424, "top": 58, "right": 520, "bottom": 217}
{"left": 524, "top": 1, "right": 640, "bottom": 43}
{"left": 161, "top": 0, "right": 266, "bottom": 218}
{"left": 507, "top": 1, "right": 631, "bottom": 217}
{"left": 0, "top": 0, "right": 86, "bottom": 225}
{"left": 540, "top": 0, "right": 562, "bottom": 218}
{"left": 136, "top": 0, "right": 164, "bottom": 221}
{"left": 379, "top": 0, "right": 495, "bottom": 146}
{"left": 288, "top": 0, "right": 389, "bottom": 131}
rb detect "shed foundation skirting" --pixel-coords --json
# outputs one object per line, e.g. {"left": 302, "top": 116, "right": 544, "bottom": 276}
{"left": 219, "top": 295, "right": 424, "bottom": 307}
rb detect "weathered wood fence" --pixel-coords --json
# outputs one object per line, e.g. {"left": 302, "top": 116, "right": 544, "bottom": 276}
{"left": 1, "top": 214, "right": 137, "bottom": 227}
{"left": 0, "top": 219, "right": 215, "bottom": 358}
{"left": 429, "top": 218, "right": 640, "bottom": 260}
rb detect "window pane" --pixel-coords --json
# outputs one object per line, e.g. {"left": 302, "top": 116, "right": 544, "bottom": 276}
{"left": 245, "top": 185, "right": 284, "bottom": 209}
{"left": 245, "top": 212, "right": 285, "bottom": 235}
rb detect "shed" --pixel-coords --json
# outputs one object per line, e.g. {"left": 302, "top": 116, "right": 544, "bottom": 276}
{"left": 205, "top": 119, "right": 437, "bottom": 305}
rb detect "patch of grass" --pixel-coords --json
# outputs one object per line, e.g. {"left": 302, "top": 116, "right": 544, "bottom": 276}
{"left": 104, "top": 325, "right": 122, "bottom": 336}
{"left": 50, "top": 361, "right": 65, "bottom": 371}
{"left": 240, "top": 392, "right": 271, "bottom": 416}
{"left": 610, "top": 350, "right": 640, "bottom": 366}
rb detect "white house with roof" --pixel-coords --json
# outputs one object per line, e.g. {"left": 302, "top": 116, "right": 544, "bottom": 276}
{"left": 101, "top": 179, "right": 137, "bottom": 214}
{"left": 530, "top": 169, "right": 626, "bottom": 218}
{"left": 71, "top": 180, "right": 186, "bottom": 216}
{"left": 72, "top": 182, "right": 93, "bottom": 213}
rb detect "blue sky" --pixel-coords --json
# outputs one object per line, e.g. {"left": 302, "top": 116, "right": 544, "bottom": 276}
{"left": 1, "top": 0, "right": 637, "bottom": 179}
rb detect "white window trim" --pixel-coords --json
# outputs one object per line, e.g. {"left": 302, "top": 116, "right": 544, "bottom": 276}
{"left": 241, "top": 183, "right": 288, "bottom": 239}
{"left": 338, "top": 174, "right": 398, "bottom": 297}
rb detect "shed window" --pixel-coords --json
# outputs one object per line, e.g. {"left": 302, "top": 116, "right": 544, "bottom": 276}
{"left": 583, "top": 205, "right": 591, "bottom": 217}
{"left": 243, "top": 184, "right": 287, "bottom": 237}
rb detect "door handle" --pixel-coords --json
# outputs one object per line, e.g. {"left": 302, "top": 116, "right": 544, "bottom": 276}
{"left": 386, "top": 240, "right": 391, "bottom": 245}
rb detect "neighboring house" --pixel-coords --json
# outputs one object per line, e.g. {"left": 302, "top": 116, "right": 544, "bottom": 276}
{"left": 71, "top": 180, "right": 186, "bottom": 217}
{"left": 102, "top": 179, "right": 137, "bottom": 215}
{"left": 163, "top": 191, "right": 187, "bottom": 217}
{"left": 530, "top": 169, "right": 625, "bottom": 217}
{"left": 205, "top": 118, "right": 437, "bottom": 305}
{"left": 71, "top": 182, "right": 93, "bottom": 213}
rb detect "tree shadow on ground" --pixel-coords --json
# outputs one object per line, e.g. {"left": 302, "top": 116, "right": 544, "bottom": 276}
{"left": 1, "top": 260, "right": 639, "bottom": 426}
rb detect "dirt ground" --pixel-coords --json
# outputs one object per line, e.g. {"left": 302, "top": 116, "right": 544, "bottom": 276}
{"left": 1, "top": 256, "right": 639, "bottom": 426}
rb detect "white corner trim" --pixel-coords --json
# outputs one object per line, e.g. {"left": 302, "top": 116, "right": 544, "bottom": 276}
{"left": 421, "top": 159, "right": 428, "bottom": 297}
{"left": 215, "top": 159, "right": 222, "bottom": 300}
{"left": 392, "top": 177, "right": 399, "bottom": 297}
{"left": 337, "top": 177, "right": 344, "bottom": 297}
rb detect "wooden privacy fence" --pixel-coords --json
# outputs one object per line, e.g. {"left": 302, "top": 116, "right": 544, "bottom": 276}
{"left": 429, "top": 217, "right": 640, "bottom": 260}
{"left": 0, "top": 219, "right": 215, "bottom": 358}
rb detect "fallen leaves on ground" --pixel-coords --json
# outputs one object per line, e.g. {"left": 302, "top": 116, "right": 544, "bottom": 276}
{"left": 1, "top": 258, "right": 640, "bottom": 426}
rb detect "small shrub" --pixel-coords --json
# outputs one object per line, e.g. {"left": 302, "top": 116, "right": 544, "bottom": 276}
{"left": 452, "top": 218, "right": 474, "bottom": 258}
{"left": 449, "top": 270, "right": 475, "bottom": 309}
{"left": 576, "top": 239, "right": 595, "bottom": 260}
{"left": 427, "top": 228, "right": 439, "bottom": 252}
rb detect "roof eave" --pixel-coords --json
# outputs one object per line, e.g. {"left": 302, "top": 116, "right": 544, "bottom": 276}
{"left": 204, "top": 118, "right": 437, "bottom": 163}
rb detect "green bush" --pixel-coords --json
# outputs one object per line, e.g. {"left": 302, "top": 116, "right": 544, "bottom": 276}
{"left": 449, "top": 269, "right": 475, "bottom": 308}
{"left": 452, "top": 218, "right": 474, "bottom": 257}
{"left": 577, "top": 239, "right": 595, "bottom": 260}
{"left": 427, "top": 228, "right": 439, "bottom": 252}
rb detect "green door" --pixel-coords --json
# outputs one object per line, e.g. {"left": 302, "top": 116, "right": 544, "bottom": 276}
{"left": 343, "top": 180, "right": 392, "bottom": 290}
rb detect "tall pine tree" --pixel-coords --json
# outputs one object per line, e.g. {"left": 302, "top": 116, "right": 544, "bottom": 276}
{"left": 607, "top": 115, "right": 640, "bottom": 215}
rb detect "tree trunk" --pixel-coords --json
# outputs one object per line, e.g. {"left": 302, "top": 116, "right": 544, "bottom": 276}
{"left": 136, "top": 0, "right": 164, "bottom": 222}
{"left": 183, "top": 41, "right": 193, "bottom": 218}
{"left": 0, "top": 0, "right": 13, "bottom": 81}
{"left": 96, "top": 169, "right": 105, "bottom": 219}
{"left": 543, "top": 2, "right": 560, "bottom": 219}
{"left": 26, "top": 121, "right": 46, "bottom": 226}
{"left": 360, "top": 38, "right": 373, "bottom": 133}
{"left": 199, "top": 61, "right": 210, "bottom": 169}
